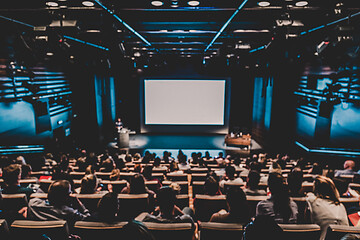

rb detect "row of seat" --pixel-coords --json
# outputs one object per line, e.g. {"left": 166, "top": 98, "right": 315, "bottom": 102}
{"left": 1, "top": 218, "right": 359, "bottom": 240}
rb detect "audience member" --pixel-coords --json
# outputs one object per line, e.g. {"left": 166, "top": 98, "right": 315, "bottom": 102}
{"left": 210, "top": 186, "right": 250, "bottom": 224}
{"left": 243, "top": 170, "right": 267, "bottom": 196}
{"left": 88, "top": 192, "right": 120, "bottom": 223}
{"left": 287, "top": 167, "right": 305, "bottom": 197}
{"left": 256, "top": 172, "right": 298, "bottom": 223}
{"left": 305, "top": 175, "right": 349, "bottom": 240}
{"left": 109, "top": 168, "right": 121, "bottom": 181}
{"left": 77, "top": 174, "right": 104, "bottom": 194}
{"left": 335, "top": 160, "right": 357, "bottom": 177}
{"left": 203, "top": 175, "right": 222, "bottom": 196}
{"left": 99, "top": 157, "right": 115, "bottom": 172}
{"left": 28, "top": 180, "right": 91, "bottom": 226}
{"left": 219, "top": 165, "right": 244, "bottom": 190}
{"left": 2, "top": 164, "right": 37, "bottom": 199}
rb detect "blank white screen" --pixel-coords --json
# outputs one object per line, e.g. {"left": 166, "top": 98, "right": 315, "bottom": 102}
{"left": 144, "top": 79, "right": 225, "bottom": 125}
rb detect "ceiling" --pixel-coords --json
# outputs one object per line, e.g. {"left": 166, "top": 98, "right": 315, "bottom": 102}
{"left": 0, "top": 0, "right": 359, "bottom": 68}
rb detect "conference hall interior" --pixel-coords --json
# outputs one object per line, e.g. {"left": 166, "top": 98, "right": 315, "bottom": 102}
{"left": 0, "top": 0, "right": 360, "bottom": 239}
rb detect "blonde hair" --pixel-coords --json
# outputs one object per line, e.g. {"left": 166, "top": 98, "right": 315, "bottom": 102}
{"left": 314, "top": 175, "right": 341, "bottom": 205}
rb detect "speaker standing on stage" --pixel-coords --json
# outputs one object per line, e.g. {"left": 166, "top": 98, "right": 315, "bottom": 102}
{"left": 115, "top": 117, "right": 123, "bottom": 132}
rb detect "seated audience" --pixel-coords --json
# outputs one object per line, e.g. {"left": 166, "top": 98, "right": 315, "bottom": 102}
{"left": 88, "top": 192, "right": 120, "bottom": 222}
{"left": 142, "top": 186, "right": 195, "bottom": 228}
{"left": 335, "top": 160, "right": 357, "bottom": 177}
{"left": 256, "top": 172, "right": 298, "bottom": 224}
{"left": 287, "top": 167, "right": 305, "bottom": 197}
{"left": 305, "top": 175, "right": 349, "bottom": 240}
{"left": 2, "top": 164, "right": 37, "bottom": 199}
{"left": 204, "top": 175, "right": 222, "bottom": 195}
{"left": 21, "top": 164, "right": 37, "bottom": 180}
{"left": 210, "top": 186, "right": 250, "bottom": 224}
{"left": 28, "top": 180, "right": 91, "bottom": 226}
{"left": 219, "top": 165, "right": 244, "bottom": 190}
{"left": 142, "top": 165, "right": 162, "bottom": 191}
{"left": 99, "top": 157, "right": 115, "bottom": 172}
{"left": 243, "top": 170, "right": 267, "bottom": 196}
{"left": 76, "top": 174, "right": 105, "bottom": 194}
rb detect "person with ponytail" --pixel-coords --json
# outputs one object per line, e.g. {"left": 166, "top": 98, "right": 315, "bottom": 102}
{"left": 306, "top": 175, "right": 349, "bottom": 240}
{"left": 255, "top": 172, "right": 298, "bottom": 223}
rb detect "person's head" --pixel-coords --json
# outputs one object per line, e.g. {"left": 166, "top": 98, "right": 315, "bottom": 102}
{"left": 204, "top": 175, "right": 220, "bottom": 195}
{"left": 226, "top": 186, "right": 248, "bottom": 216}
{"left": 309, "top": 162, "right": 323, "bottom": 175}
{"left": 48, "top": 180, "right": 72, "bottom": 207}
{"left": 97, "top": 192, "right": 119, "bottom": 221}
{"left": 21, "top": 164, "right": 32, "bottom": 179}
{"left": 101, "top": 158, "right": 115, "bottom": 172}
{"left": 142, "top": 165, "right": 153, "bottom": 180}
{"left": 178, "top": 154, "right": 187, "bottom": 164}
{"left": 15, "top": 155, "right": 26, "bottom": 165}
{"left": 268, "top": 172, "right": 286, "bottom": 195}
{"left": 129, "top": 173, "right": 147, "bottom": 194}
{"left": 153, "top": 157, "right": 161, "bottom": 167}
{"left": 80, "top": 174, "right": 98, "bottom": 194}
{"left": 169, "top": 161, "right": 179, "bottom": 172}
{"left": 341, "top": 234, "right": 360, "bottom": 240}
{"left": 85, "top": 165, "right": 96, "bottom": 175}
{"left": 3, "top": 164, "right": 21, "bottom": 185}
{"left": 247, "top": 170, "right": 261, "bottom": 190}
{"left": 225, "top": 165, "right": 236, "bottom": 179}
{"left": 156, "top": 186, "right": 177, "bottom": 217}
{"left": 313, "top": 175, "right": 341, "bottom": 205}
{"left": 110, "top": 168, "right": 121, "bottom": 181}
{"left": 77, "top": 157, "right": 87, "bottom": 172}
{"left": 333, "top": 177, "right": 349, "bottom": 197}
{"left": 344, "top": 160, "right": 355, "bottom": 170}
{"left": 287, "top": 167, "right": 303, "bottom": 195}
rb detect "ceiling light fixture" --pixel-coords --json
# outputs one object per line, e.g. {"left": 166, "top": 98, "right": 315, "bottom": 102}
{"left": 46, "top": 52, "right": 54, "bottom": 56}
{"left": 188, "top": 1, "right": 200, "bottom": 6}
{"left": 151, "top": 1, "right": 164, "bottom": 6}
{"left": 258, "top": 1, "right": 270, "bottom": 7}
{"left": 295, "top": 1, "right": 308, "bottom": 7}
{"left": 46, "top": 2, "right": 59, "bottom": 7}
{"left": 82, "top": 1, "right": 95, "bottom": 7}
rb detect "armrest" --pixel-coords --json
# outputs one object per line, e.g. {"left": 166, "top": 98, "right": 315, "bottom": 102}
{"left": 135, "top": 212, "right": 149, "bottom": 222}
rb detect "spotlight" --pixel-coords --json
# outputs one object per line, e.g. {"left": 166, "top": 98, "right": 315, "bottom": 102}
{"left": 188, "top": 1, "right": 200, "bottom": 6}
{"left": 151, "top": 1, "right": 163, "bottom": 6}
{"left": 295, "top": 1, "right": 308, "bottom": 6}
{"left": 82, "top": 1, "right": 94, "bottom": 7}
{"left": 46, "top": 2, "right": 58, "bottom": 7}
{"left": 258, "top": 1, "right": 270, "bottom": 7}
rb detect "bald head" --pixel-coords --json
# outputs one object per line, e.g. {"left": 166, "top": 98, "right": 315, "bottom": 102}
{"left": 344, "top": 160, "right": 355, "bottom": 170}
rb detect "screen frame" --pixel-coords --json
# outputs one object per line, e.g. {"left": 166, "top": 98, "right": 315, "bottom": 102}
{"left": 139, "top": 77, "right": 231, "bottom": 134}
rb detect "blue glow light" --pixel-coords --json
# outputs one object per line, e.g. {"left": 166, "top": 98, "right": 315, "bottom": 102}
{"left": 93, "top": 0, "right": 152, "bottom": 47}
{"left": 63, "top": 35, "right": 109, "bottom": 51}
{"left": 295, "top": 141, "right": 360, "bottom": 156}
{"left": 204, "top": 0, "right": 248, "bottom": 52}
{"left": 0, "top": 15, "right": 34, "bottom": 28}
{"left": 249, "top": 45, "right": 266, "bottom": 53}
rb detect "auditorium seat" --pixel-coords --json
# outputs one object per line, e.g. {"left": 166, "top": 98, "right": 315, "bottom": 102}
{"left": 191, "top": 173, "right": 208, "bottom": 182}
{"left": 279, "top": 223, "right": 321, "bottom": 240}
{"left": 190, "top": 168, "right": 209, "bottom": 174}
{"left": 119, "top": 172, "right": 136, "bottom": 182}
{"left": 118, "top": 193, "right": 150, "bottom": 220}
{"left": 30, "top": 193, "right": 48, "bottom": 199}
{"left": 2, "top": 194, "right": 29, "bottom": 224}
{"left": 0, "top": 219, "right": 10, "bottom": 240}
{"left": 199, "top": 222, "right": 244, "bottom": 240}
{"left": 18, "top": 179, "right": 38, "bottom": 187}
{"left": 73, "top": 221, "right": 127, "bottom": 240}
{"left": 100, "top": 180, "right": 128, "bottom": 193}
{"left": 193, "top": 194, "right": 227, "bottom": 222}
{"left": 245, "top": 195, "right": 268, "bottom": 218}
{"left": 176, "top": 194, "right": 190, "bottom": 209}
{"left": 145, "top": 180, "right": 160, "bottom": 193}
{"left": 69, "top": 172, "right": 86, "bottom": 180}
{"left": 95, "top": 172, "right": 111, "bottom": 180}
{"left": 152, "top": 173, "right": 165, "bottom": 182}
{"left": 10, "top": 220, "right": 69, "bottom": 240}
{"left": 192, "top": 181, "right": 205, "bottom": 198}
{"left": 76, "top": 193, "right": 106, "bottom": 213}
{"left": 162, "top": 181, "right": 189, "bottom": 195}
{"left": 290, "top": 197, "right": 308, "bottom": 223}
{"left": 340, "top": 197, "right": 359, "bottom": 210}
{"left": 39, "top": 179, "right": 54, "bottom": 193}
{"left": 223, "top": 182, "right": 245, "bottom": 194}
{"left": 166, "top": 173, "right": 188, "bottom": 182}
{"left": 143, "top": 222, "right": 194, "bottom": 240}
{"left": 325, "top": 224, "right": 360, "bottom": 240}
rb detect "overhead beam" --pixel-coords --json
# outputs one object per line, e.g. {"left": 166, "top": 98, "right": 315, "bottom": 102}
{"left": 204, "top": 0, "right": 248, "bottom": 53}
{"left": 93, "top": 0, "right": 153, "bottom": 47}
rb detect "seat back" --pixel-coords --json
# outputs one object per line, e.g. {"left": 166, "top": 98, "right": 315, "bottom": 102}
{"left": 95, "top": 172, "right": 111, "bottom": 180}
{"left": 0, "top": 219, "right": 10, "bottom": 240}
{"left": 199, "top": 222, "right": 244, "bottom": 240}
{"left": 144, "top": 222, "right": 194, "bottom": 240}
{"left": 194, "top": 195, "right": 227, "bottom": 222}
{"left": 101, "top": 180, "right": 127, "bottom": 194}
{"left": 191, "top": 173, "right": 208, "bottom": 182}
{"left": 118, "top": 194, "right": 149, "bottom": 220}
{"left": 291, "top": 197, "right": 308, "bottom": 223}
{"left": 39, "top": 179, "right": 54, "bottom": 193}
{"left": 176, "top": 194, "right": 190, "bottom": 209}
{"left": 166, "top": 173, "right": 188, "bottom": 182}
{"left": 192, "top": 181, "right": 205, "bottom": 198}
{"left": 2, "top": 194, "right": 29, "bottom": 224}
{"left": 10, "top": 220, "right": 69, "bottom": 240}
{"left": 162, "top": 181, "right": 189, "bottom": 195}
{"left": 325, "top": 224, "right": 360, "bottom": 240}
{"left": 73, "top": 221, "right": 127, "bottom": 240}
{"left": 245, "top": 195, "right": 268, "bottom": 218}
{"left": 279, "top": 224, "right": 321, "bottom": 240}
{"left": 69, "top": 172, "right": 86, "bottom": 180}
{"left": 76, "top": 193, "right": 106, "bottom": 213}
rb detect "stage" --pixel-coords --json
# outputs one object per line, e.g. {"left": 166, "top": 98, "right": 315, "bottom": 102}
{"left": 108, "top": 133, "right": 263, "bottom": 158}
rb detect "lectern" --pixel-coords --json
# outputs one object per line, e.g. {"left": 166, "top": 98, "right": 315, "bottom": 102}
{"left": 117, "top": 128, "right": 129, "bottom": 148}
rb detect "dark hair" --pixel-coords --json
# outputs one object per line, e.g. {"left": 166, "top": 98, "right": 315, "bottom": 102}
{"left": 153, "top": 157, "right": 161, "bottom": 167}
{"left": 3, "top": 164, "right": 21, "bottom": 185}
{"left": 226, "top": 187, "right": 249, "bottom": 220}
{"left": 97, "top": 192, "right": 119, "bottom": 222}
{"left": 130, "top": 173, "right": 147, "bottom": 194}
{"left": 225, "top": 165, "right": 236, "bottom": 179}
{"left": 21, "top": 164, "right": 32, "bottom": 179}
{"left": 204, "top": 176, "right": 220, "bottom": 195}
{"left": 268, "top": 172, "right": 292, "bottom": 222}
{"left": 287, "top": 168, "right": 303, "bottom": 196}
{"left": 48, "top": 180, "right": 71, "bottom": 206}
{"left": 142, "top": 165, "right": 153, "bottom": 180}
{"left": 247, "top": 170, "right": 261, "bottom": 190}
{"left": 156, "top": 186, "right": 176, "bottom": 216}
{"left": 80, "top": 174, "right": 98, "bottom": 194}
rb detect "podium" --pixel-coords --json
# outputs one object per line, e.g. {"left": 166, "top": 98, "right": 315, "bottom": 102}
{"left": 117, "top": 128, "right": 130, "bottom": 148}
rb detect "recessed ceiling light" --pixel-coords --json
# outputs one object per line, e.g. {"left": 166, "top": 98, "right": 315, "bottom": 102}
{"left": 46, "top": 52, "right": 54, "bottom": 56}
{"left": 295, "top": 1, "right": 308, "bottom": 6}
{"left": 151, "top": 1, "right": 163, "bottom": 6}
{"left": 46, "top": 2, "right": 58, "bottom": 7}
{"left": 188, "top": 1, "right": 200, "bottom": 6}
{"left": 258, "top": 1, "right": 270, "bottom": 7}
{"left": 82, "top": 1, "right": 94, "bottom": 7}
